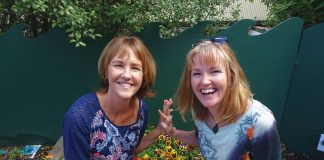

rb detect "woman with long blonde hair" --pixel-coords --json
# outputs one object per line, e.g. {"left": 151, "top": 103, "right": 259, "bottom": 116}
{"left": 164, "top": 37, "right": 281, "bottom": 159}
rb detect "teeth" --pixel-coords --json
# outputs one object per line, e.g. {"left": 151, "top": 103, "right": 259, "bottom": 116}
{"left": 120, "top": 82, "right": 131, "bottom": 87}
{"left": 201, "top": 88, "right": 216, "bottom": 94}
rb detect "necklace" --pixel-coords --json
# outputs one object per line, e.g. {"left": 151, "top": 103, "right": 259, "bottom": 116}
{"left": 209, "top": 112, "right": 219, "bottom": 134}
{"left": 212, "top": 123, "right": 219, "bottom": 133}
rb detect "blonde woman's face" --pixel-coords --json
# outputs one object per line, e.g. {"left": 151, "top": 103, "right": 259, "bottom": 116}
{"left": 190, "top": 55, "right": 227, "bottom": 110}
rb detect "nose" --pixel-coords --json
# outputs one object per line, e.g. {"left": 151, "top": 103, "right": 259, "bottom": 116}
{"left": 121, "top": 68, "right": 131, "bottom": 79}
{"left": 201, "top": 73, "right": 211, "bottom": 85}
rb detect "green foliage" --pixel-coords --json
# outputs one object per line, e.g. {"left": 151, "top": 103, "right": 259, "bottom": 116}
{"left": 10, "top": 0, "right": 101, "bottom": 47}
{"left": 0, "top": 0, "right": 53, "bottom": 38}
{"left": 7, "top": 147, "right": 23, "bottom": 160}
{"left": 1, "top": 0, "right": 241, "bottom": 47}
{"left": 261, "top": 0, "right": 324, "bottom": 28}
{"left": 203, "top": 21, "right": 235, "bottom": 36}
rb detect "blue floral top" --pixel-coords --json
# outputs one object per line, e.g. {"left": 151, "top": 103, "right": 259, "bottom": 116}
{"left": 63, "top": 93, "right": 148, "bottom": 160}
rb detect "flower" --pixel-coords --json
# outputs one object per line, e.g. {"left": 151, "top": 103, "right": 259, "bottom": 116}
{"left": 135, "top": 126, "right": 203, "bottom": 160}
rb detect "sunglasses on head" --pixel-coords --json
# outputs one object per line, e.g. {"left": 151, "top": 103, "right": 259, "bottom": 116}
{"left": 191, "top": 37, "right": 228, "bottom": 48}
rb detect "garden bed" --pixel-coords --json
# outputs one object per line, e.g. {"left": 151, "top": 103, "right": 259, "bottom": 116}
{"left": 0, "top": 144, "right": 316, "bottom": 160}
{"left": 0, "top": 127, "right": 316, "bottom": 160}
{"left": 0, "top": 145, "right": 315, "bottom": 160}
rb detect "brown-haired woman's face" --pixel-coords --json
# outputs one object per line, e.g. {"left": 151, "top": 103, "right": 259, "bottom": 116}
{"left": 190, "top": 55, "right": 227, "bottom": 109}
{"left": 106, "top": 50, "right": 143, "bottom": 99}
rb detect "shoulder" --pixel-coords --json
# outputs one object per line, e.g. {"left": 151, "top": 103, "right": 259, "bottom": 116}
{"left": 138, "top": 98, "right": 148, "bottom": 115}
{"left": 67, "top": 92, "right": 99, "bottom": 112}
{"left": 137, "top": 98, "right": 149, "bottom": 129}
{"left": 194, "top": 120, "right": 206, "bottom": 130}
{"left": 246, "top": 99, "right": 278, "bottom": 133}
{"left": 64, "top": 93, "right": 99, "bottom": 124}
{"left": 249, "top": 100, "right": 275, "bottom": 121}
{"left": 71, "top": 92, "right": 99, "bottom": 108}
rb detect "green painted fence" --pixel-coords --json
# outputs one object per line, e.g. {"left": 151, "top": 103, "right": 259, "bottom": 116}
{"left": 1, "top": 18, "right": 323, "bottom": 159}
{"left": 280, "top": 22, "right": 324, "bottom": 159}
{"left": 0, "top": 25, "right": 106, "bottom": 145}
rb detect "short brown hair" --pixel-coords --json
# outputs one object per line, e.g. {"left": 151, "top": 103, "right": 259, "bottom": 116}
{"left": 97, "top": 36, "right": 156, "bottom": 98}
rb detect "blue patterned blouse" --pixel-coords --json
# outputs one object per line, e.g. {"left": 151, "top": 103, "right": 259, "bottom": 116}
{"left": 63, "top": 93, "right": 148, "bottom": 160}
{"left": 195, "top": 99, "right": 282, "bottom": 160}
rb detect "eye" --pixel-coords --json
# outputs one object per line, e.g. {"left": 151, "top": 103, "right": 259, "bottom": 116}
{"left": 211, "top": 70, "right": 221, "bottom": 74}
{"left": 131, "top": 64, "right": 142, "bottom": 71}
{"left": 132, "top": 67, "right": 142, "bottom": 71}
{"left": 210, "top": 67, "right": 223, "bottom": 75}
{"left": 114, "top": 64, "right": 123, "bottom": 68}
{"left": 191, "top": 72, "right": 201, "bottom": 77}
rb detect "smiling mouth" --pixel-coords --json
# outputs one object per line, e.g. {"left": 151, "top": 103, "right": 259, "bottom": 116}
{"left": 118, "top": 82, "right": 133, "bottom": 88}
{"left": 201, "top": 88, "right": 216, "bottom": 95}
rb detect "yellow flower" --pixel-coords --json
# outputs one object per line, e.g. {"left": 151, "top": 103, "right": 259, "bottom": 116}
{"left": 135, "top": 126, "right": 202, "bottom": 159}
{"left": 142, "top": 154, "right": 150, "bottom": 159}
{"left": 165, "top": 145, "right": 173, "bottom": 153}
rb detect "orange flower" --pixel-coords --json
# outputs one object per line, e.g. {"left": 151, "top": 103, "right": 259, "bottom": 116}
{"left": 45, "top": 154, "right": 53, "bottom": 159}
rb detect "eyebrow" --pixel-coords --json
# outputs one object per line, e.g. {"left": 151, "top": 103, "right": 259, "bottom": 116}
{"left": 191, "top": 65, "right": 223, "bottom": 72}
{"left": 111, "top": 59, "right": 142, "bottom": 67}
{"left": 191, "top": 68, "right": 201, "bottom": 72}
{"left": 132, "top": 63, "right": 143, "bottom": 68}
{"left": 210, "top": 66, "right": 222, "bottom": 70}
{"left": 111, "top": 59, "right": 123, "bottom": 64}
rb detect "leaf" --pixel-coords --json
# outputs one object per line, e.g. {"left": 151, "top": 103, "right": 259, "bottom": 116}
{"left": 69, "top": 39, "right": 76, "bottom": 43}
{"left": 32, "top": 4, "right": 39, "bottom": 9}
{"left": 78, "top": 42, "right": 86, "bottom": 47}
{"left": 95, "top": 34, "right": 102, "bottom": 37}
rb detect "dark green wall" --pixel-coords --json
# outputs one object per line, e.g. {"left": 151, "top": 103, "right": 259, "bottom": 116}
{"left": 0, "top": 25, "right": 106, "bottom": 144}
{"left": 280, "top": 22, "right": 324, "bottom": 159}
{"left": 1, "top": 17, "right": 322, "bottom": 159}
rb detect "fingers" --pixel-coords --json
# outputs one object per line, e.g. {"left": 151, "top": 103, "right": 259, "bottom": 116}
{"left": 163, "top": 98, "right": 173, "bottom": 117}
{"left": 159, "top": 98, "right": 174, "bottom": 135}
{"left": 158, "top": 109, "right": 172, "bottom": 123}
{"left": 160, "top": 121, "right": 174, "bottom": 134}
{"left": 158, "top": 109, "right": 173, "bottom": 132}
{"left": 158, "top": 109, "right": 168, "bottom": 120}
{"left": 160, "top": 122, "right": 168, "bottom": 130}
{"left": 160, "top": 119, "right": 173, "bottom": 134}
{"left": 164, "top": 98, "right": 173, "bottom": 106}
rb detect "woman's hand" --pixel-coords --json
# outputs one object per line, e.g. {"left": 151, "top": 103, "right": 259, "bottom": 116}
{"left": 158, "top": 98, "right": 174, "bottom": 135}
{"left": 135, "top": 99, "right": 174, "bottom": 154}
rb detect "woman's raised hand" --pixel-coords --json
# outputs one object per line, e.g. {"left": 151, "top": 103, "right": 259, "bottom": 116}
{"left": 158, "top": 98, "right": 174, "bottom": 135}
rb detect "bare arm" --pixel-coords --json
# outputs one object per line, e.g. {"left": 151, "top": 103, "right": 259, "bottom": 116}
{"left": 134, "top": 99, "right": 173, "bottom": 154}
{"left": 159, "top": 99, "right": 198, "bottom": 147}
{"left": 172, "top": 129, "right": 198, "bottom": 147}
{"left": 134, "top": 126, "right": 161, "bottom": 154}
